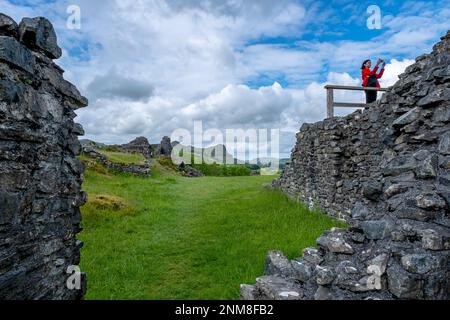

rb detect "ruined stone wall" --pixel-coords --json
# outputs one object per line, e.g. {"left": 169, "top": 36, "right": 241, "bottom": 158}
{"left": 115, "top": 136, "right": 153, "bottom": 159}
{"left": 242, "top": 31, "right": 450, "bottom": 300}
{"left": 275, "top": 108, "right": 392, "bottom": 220}
{"left": 0, "top": 14, "right": 87, "bottom": 299}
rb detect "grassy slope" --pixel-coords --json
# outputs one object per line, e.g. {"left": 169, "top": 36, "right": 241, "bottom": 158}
{"left": 79, "top": 164, "right": 345, "bottom": 300}
{"left": 98, "top": 151, "right": 146, "bottom": 165}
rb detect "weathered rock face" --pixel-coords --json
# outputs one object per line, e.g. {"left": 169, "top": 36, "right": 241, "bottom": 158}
{"left": 81, "top": 146, "right": 151, "bottom": 177}
{"left": 81, "top": 140, "right": 152, "bottom": 177}
{"left": 156, "top": 136, "right": 173, "bottom": 157}
{"left": 0, "top": 13, "right": 19, "bottom": 38}
{"left": 0, "top": 14, "right": 87, "bottom": 299}
{"left": 18, "top": 17, "right": 62, "bottom": 59}
{"left": 243, "top": 31, "right": 450, "bottom": 300}
{"left": 117, "top": 136, "right": 152, "bottom": 159}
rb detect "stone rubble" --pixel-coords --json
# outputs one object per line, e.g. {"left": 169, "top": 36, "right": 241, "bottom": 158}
{"left": 81, "top": 145, "right": 151, "bottom": 177}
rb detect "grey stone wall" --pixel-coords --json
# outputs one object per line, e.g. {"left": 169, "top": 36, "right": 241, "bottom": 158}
{"left": 115, "top": 137, "right": 153, "bottom": 159}
{"left": 242, "top": 31, "right": 450, "bottom": 300}
{"left": 0, "top": 14, "right": 87, "bottom": 299}
{"left": 81, "top": 146, "right": 151, "bottom": 177}
{"left": 274, "top": 108, "right": 391, "bottom": 220}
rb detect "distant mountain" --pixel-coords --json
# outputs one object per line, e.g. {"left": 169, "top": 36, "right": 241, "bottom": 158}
{"left": 248, "top": 157, "right": 290, "bottom": 169}
{"left": 79, "top": 139, "right": 107, "bottom": 149}
{"left": 174, "top": 144, "right": 237, "bottom": 165}
{"left": 80, "top": 137, "right": 244, "bottom": 165}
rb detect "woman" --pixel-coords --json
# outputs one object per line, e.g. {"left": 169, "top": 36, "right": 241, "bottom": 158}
{"left": 361, "top": 59, "right": 385, "bottom": 103}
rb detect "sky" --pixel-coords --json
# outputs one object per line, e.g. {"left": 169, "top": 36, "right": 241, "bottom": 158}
{"left": 2, "top": 0, "right": 449, "bottom": 159}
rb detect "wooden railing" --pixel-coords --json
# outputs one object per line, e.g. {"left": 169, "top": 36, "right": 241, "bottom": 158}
{"left": 325, "top": 85, "right": 388, "bottom": 118}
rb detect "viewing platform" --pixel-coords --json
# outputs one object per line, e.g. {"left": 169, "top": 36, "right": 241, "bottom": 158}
{"left": 325, "top": 85, "right": 388, "bottom": 118}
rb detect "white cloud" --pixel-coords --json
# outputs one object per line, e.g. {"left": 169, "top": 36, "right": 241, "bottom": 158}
{"left": 379, "top": 59, "right": 415, "bottom": 87}
{"left": 181, "top": 82, "right": 292, "bottom": 127}
{"left": 0, "top": 0, "right": 447, "bottom": 158}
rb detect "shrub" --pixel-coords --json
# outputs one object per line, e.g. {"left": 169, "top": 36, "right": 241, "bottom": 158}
{"left": 192, "top": 163, "right": 252, "bottom": 177}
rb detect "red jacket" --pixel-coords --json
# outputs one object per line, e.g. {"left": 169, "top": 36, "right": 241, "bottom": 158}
{"left": 362, "top": 65, "right": 384, "bottom": 87}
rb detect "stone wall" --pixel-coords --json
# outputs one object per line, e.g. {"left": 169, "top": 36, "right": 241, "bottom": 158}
{"left": 0, "top": 14, "right": 87, "bottom": 299}
{"left": 242, "top": 31, "right": 450, "bottom": 300}
{"left": 274, "top": 108, "right": 391, "bottom": 220}
{"left": 82, "top": 146, "right": 151, "bottom": 177}
{"left": 115, "top": 136, "right": 152, "bottom": 159}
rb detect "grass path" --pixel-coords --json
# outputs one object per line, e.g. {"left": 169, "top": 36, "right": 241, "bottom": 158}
{"left": 79, "top": 167, "right": 344, "bottom": 300}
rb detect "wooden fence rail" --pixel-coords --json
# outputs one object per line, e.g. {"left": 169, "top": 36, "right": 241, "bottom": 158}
{"left": 325, "top": 85, "right": 388, "bottom": 118}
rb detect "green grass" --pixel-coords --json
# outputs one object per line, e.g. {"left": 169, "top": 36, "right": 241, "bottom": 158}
{"left": 192, "top": 163, "right": 252, "bottom": 176}
{"left": 98, "top": 150, "right": 146, "bottom": 165}
{"left": 79, "top": 164, "right": 345, "bottom": 300}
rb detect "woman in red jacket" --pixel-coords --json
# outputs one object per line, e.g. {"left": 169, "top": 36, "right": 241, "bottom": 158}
{"left": 361, "top": 59, "right": 386, "bottom": 103}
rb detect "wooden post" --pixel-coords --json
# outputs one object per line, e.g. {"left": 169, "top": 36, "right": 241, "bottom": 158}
{"left": 327, "top": 88, "right": 334, "bottom": 118}
{"left": 324, "top": 85, "right": 389, "bottom": 118}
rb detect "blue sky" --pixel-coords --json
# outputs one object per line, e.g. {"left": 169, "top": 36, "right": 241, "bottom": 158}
{"left": 1, "top": 0, "right": 449, "bottom": 158}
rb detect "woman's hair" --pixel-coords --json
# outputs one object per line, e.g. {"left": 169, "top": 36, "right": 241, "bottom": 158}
{"left": 361, "top": 59, "right": 371, "bottom": 69}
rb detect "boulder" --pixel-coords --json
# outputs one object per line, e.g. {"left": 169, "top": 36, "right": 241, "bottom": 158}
{"left": 387, "top": 264, "right": 423, "bottom": 299}
{"left": 18, "top": 17, "right": 62, "bottom": 59}
{"left": 439, "top": 132, "right": 450, "bottom": 155}
{"left": 302, "top": 248, "right": 323, "bottom": 265}
{"left": 317, "top": 229, "right": 354, "bottom": 254}
{"left": 315, "top": 266, "right": 335, "bottom": 286}
{"left": 415, "top": 193, "right": 447, "bottom": 211}
{"left": 265, "top": 251, "right": 294, "bottom": 277}
{"left": 291, "top": 259, "right": 312, "bottom": 282}
{"left": 360, "top": 220, "right": 394, "bottom": 240}
{"left": 0, "top": 35, "right": 35, "bottom": 73}
{"left": 157, "top": 136, "right": 173, "bottom": 157}
{"left": 0, "top": 13, "right": 18, "bottom": 38}
{"left": 401, "top": 253, "right": 446, "bottom": 274}
{"left": 392, "top": 107, "right": 420, "bottom": 127}
{"left": 362, "top": 180, "right": 383, "bottom": 201}
{"left": 421, "top": 229, "right": 444, "bottom": 251}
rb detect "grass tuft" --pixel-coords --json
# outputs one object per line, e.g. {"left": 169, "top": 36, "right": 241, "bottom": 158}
{"left": 90, "top": 195, "right": 127, "bottom": 211}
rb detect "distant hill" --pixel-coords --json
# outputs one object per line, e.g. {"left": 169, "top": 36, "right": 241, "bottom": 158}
{"left": 79, "top": 139, "right": 107, "bottom": 149}
{"left": 173, "top": 144, "right": 237, "bottom": 165}
{"left": 79, "top": 137, "right": 291, "bottom": 169}
{"left": 80, "top": 137, "right": 240, "bottom": 165}
{"left": 248, "top": 157, "right": 290, "bottom": 169}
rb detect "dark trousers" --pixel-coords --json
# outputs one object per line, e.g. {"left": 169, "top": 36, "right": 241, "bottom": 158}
{"left": 365, "top": 90, "right": 377, "bottom": 104}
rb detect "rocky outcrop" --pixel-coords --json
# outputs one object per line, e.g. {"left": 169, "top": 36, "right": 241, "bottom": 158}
{"left": 18, "top": 17, "right": 62, "bottom": 59}
{"left": 243, "top": 31, "right": 450, "bottom": 300}
{"left": 105, "top": 161, "right": 151, "bottom": 177}
{"left": 116, "top": 136, "right": 152, "bottom": 159}
{"left": 81, "top": 146, "right": 151, "bottom": 177}
{"left": 0, "top": 14, "right": 87, "bottom": 299}
{"left": 178, "top": 162, "right": 204, "bottom": 178}
{"left": 156, "top": 136, "right": 173, "bottom": 157}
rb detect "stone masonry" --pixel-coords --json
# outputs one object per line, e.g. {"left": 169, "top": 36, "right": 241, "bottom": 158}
{"left": 242, "top": 31, "right": 450, "bottom": 300}
{"left": 0, "top": 14, "right": 87, "bottom": 299}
